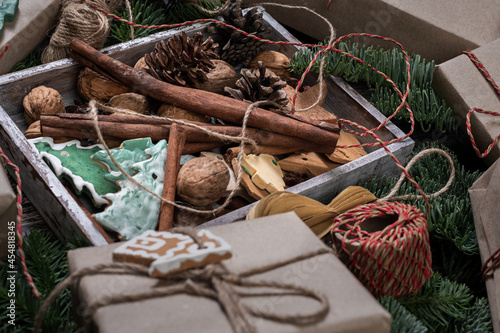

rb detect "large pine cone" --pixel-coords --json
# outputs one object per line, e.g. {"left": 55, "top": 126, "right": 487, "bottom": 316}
{"left": 225, "top": 61, "right": 288, "bottom": 107}
{"left": 206, "top": 0, "right": 272, "bottom": 66}
{"left": 144, "top": 31, "right": 219, "bottom": 88}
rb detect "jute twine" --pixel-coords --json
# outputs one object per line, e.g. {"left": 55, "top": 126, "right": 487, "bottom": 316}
{"left": 331, "top": 148, "right": 455, "bottom": 298}
{"left": 41, "top": 0, "right": 123, "bottom": 63}
{"left": 33, "top": 227, "right": 332, "bottom": 333}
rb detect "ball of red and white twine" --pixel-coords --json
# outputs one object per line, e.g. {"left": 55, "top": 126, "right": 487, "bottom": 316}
{"left": 332, "top": 148, "right": 455, "bottom": 298}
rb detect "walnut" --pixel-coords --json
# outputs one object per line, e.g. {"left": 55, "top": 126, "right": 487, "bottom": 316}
{"left": 157, "top": 104, "right": 211, "bottom": 123}
{"left": 23, "top": 86, "right": 65, "bottom": 125}
{"left": 198, "top": 60, "right": 238, "bottom": 94}
{"left": 177, "top": 157, "right": 230, "bottom": 206}
{"left": 108, "top": 93, "right": 150, "bottom": 115}
{"left": 77, "top": 68, "right": 130, "bottom": 102}
{"left": 249, "top": 51, "right": 291, "bottom": 79}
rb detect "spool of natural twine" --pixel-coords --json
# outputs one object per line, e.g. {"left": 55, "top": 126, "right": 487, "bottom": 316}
{"left": 42, "top": 0, "right": 122, "bottom": 64}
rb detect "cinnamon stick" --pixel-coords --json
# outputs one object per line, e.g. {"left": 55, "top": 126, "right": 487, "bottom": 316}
{"left": 225, "top": 145, "right": 307, "bottom": 161}
{"left": 40, "top": 114, "right": 333, "bottom": 153}
{"left": 182, "top": 142, "right": 226, "bottom": 155}
{"left": 158, "top": 124, "right": 186, "bottom": 231}
{"left": 68, "top": 38, "right": 339, "bottom": 152}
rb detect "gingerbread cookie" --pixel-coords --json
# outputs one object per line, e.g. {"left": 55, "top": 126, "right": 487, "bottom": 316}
{"left": 113, "top": 229, "right": 232, "bottom": 277}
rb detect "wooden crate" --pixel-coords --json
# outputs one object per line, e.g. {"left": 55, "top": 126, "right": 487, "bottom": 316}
{"left": 0, "top": 8, "right": 413, "bottom": 245}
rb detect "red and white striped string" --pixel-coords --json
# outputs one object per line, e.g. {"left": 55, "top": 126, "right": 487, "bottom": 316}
{"left": 0, "top": 43, "right": 40, "bottom": 297}
{"left": 0, "top": 148, "right": 41, "bottom": 298}
{"left": 0, "top": 45, "right": 9, "bottom": 61}
{"left": 460, "top": 50, "right": 500, "bottom": 279}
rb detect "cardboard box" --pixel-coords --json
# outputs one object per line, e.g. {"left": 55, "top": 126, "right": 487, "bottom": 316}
{"left": 433, "top": 38, "right": 500, "bottom": 166}
{"left": 242, "top": 0, "right": 500, "bottom": 63}
{"left": 0, "top": 162, "right": 16, "bottom": 259}
{"left": 469, "top": 159, "right": 500, "bottom": 333}
{"left": 0, "top": 7, "right": 413, "bottom": 245}
{"left": 68, "top": 212, "right": 391, "bottom": 333}
{"left": 0, "top": 0, "right": 61, "bottom": 75}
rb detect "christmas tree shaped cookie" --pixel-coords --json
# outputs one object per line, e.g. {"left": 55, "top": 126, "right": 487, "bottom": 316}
{"left": 93, "top": 139, "right": 168, "bottom": 240}
{"left": 92, "top": 138, "right": 153, "bottom": 184}
{"left": 29, "top": 137, "right": 119, "bottom": 206}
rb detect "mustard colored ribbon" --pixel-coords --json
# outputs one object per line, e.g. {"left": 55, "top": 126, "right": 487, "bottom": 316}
{"left": 247, "top": 186, "right": 376, "bottom": 238}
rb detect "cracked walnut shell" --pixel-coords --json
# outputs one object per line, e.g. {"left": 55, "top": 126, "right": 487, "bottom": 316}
{"left": 77, "top": 67, "right": 130, "bottom": 102}
{"left": 249, "top": 51, "right": 291, "bottom": 79}
{"left": 23, "top": 86, "right": 66, "bottom": 125}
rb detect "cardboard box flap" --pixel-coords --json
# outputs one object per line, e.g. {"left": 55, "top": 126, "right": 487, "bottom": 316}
{"left": 469, "top": 160, "right": 500, "bottom": 333}
{"left": 433, "top": 38, "right": 500, "bottom": 165}
{"left": 382, "top": 0, "right": 500, "bottom": 47}
{"left": 243, "top": 0, "right": 500, "bottom": 63}
{"left": 68, "top": 212, "right": 391, "bottom": 333}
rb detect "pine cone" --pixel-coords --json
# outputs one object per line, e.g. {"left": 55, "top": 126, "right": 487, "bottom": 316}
{"left": 225, "top": 61, "right": 288, "bottom": 107}
{"left": 206, "top": 0, "right": 272, "bottom": 66}
{"left": 144, "top": 31, "right": 219, "bottom": 88}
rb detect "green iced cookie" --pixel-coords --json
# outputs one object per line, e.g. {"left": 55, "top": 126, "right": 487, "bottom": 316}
{"left": 92, "top": 137, "right": 153, "bottom": 184}
{"left": 93, "top": 139, "right": 168, "bottom": 240}
{"left": 29, "top": 137, "right": 119, "bottom": 207}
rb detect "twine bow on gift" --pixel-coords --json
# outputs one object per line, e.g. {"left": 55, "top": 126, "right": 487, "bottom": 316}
{"left": 34, "top": 227, "right": 331, "bottom": 333}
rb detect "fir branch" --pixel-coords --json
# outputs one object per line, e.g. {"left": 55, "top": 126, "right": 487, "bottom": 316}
{"left": 9, "top": 47, "right": 43, "bottom": 73}
{"left": 434, "top": 240, "right": 484, "bottom": 295}
{"left": 370, "top": 84, "right": 457, "bottom": 133}
{"left": 361, "top": 142, "right": 482, "bottom": 255}
{"left": 108, "top": 0, "right": 168, "bottom": 45}
{"left": 289, "top": 43, "right": 458, "bottom": 133}
{"left": 0, "top": 231, "right": 76, "bottom": 332}
{"left": 166, "top": 0, "right": 222, "bottom": 23}
{"left": 398, "top": 273, "right": 474, "bottom": 332}
{"left": 378, "top": 297, "right": 428, "bottom": 333}
{"left": 454, "top": 297, "right": 493, "bottom": 333}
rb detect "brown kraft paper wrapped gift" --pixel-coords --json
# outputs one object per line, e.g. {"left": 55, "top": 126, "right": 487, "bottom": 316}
{"left": 68, "top": 212, "right": 391, "bottom": 333}
{"left": 469, "top": 159, "right": 500, "bottom": 333}
{"left": 0, "top": 0, "right": 61, "bottom": 74}
{"left": 0, "top": 162, "right": 16, "bottom": 259}
{"left": 433, "top": 38, "right": 500, "bottom": 166}
{"left": 242, "top": 0, "right": 500, "bottom": 63}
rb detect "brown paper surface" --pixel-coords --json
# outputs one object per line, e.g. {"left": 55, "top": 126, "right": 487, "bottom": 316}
{"left": 0, "top": 0, "right": 61, "bottom": 74}
{"left": 433, "top": 38, "right": 500, "bottom": 166}
{"left": 469, "top": 160, "right": 500, "bottom": 332}
{"left": 68, "top": 212, "right": 391, "bottom": 333}
{"left": 242, "top": 0, "right": 500, "bottom": 63}
{"left": 0, "top": 163, "right": 16, "bottom": 259}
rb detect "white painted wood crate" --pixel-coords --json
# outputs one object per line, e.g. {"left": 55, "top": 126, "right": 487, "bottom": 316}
{"left": 0, "top": 8, "right": 414, "bottom": 244}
